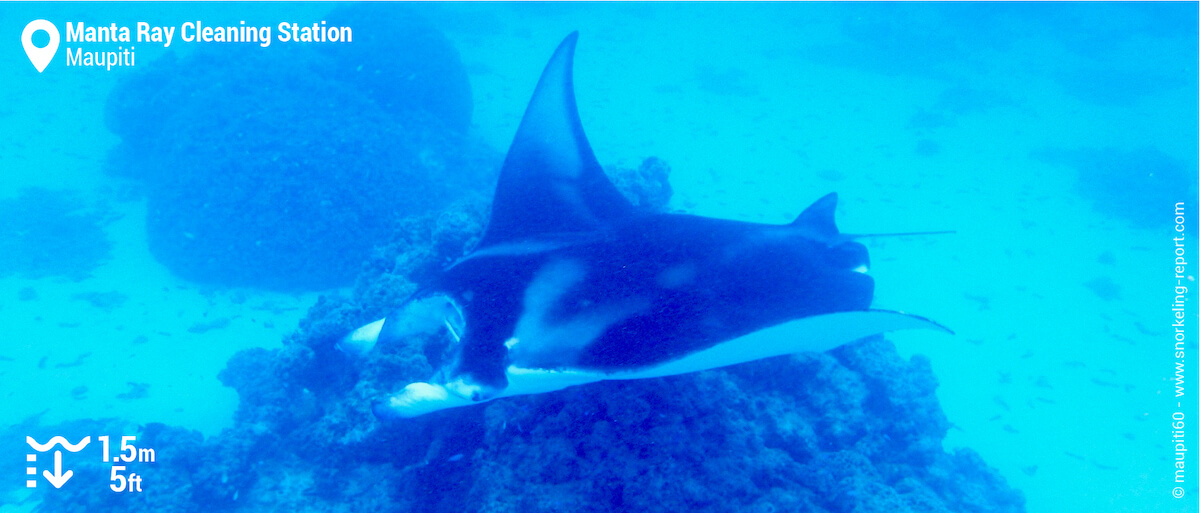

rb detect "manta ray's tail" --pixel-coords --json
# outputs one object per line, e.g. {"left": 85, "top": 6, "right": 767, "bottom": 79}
{"left": 791, "top": 192, "right": 955, "bottom": 244}
{"left": 847, "top": 230, "right": 958, "bottom": 239}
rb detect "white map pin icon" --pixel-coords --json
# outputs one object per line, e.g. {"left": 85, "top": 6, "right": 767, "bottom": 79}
{"left": 22, "top": 20, "right": 59, "bottom": 73}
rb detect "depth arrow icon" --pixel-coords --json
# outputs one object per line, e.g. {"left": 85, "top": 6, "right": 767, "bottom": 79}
{"left": 43, "top": 450, "right": 72, "bottom": 488}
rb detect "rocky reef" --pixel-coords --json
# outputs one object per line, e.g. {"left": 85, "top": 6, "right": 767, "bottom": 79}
{"left": 1033, "top": 146, "right": 1195, "bottom": 230}
{"left": 103, "top": 4, "right": 494, "bottom": 291}
{"left": 34, "top": 158, "right": 1022, "bottom": 513}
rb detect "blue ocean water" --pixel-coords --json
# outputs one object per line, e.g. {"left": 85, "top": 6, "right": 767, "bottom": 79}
{"left": 1, "top": 3, "right": 1197, "bottom": 513}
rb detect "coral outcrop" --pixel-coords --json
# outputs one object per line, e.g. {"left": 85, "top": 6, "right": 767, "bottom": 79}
{"left": 104, "top": 5, "right": 492, "bottom": 291}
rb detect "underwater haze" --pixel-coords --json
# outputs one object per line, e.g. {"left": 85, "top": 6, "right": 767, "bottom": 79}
{"left": 1, "top": 3, "right": 1197, "bottom": 513}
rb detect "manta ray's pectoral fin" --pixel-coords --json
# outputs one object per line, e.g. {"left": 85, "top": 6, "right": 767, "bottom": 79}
{"left": 372, "top": 310, "right": 953, "bottom": 419}
{"left": 606, "top": 309, "right": 953, "bottom": 380}
{"left": 374, "top": 366, "right": 608, "bottom": 420}
{"left": 478, "top": 32, "right": 633, "bottom": 248}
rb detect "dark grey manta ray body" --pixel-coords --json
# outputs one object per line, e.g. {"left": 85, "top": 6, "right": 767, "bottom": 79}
{"left": 341, "top": 33, "right": 950, "bottom": 418}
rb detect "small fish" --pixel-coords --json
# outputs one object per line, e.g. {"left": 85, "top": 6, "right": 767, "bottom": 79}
{"left": 962, "top": 293, "right": 991, "bottom": 311}
{"left": 1134, "top": 322, "right": 1159, "bottom": 336}
{"left": 188, "top": 317, "right": 233, "bottom": 334}
{"left": 1111, "top": 334, "right": 1135, "bottom": 345}
{"left": 116, "top": 382, "right": 150, "bottom": 400}
{"left": 55, "top": 352, "right": 92, "bottom": 368}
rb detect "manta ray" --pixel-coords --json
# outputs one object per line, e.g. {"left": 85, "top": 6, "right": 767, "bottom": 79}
{"left": 341, "top": 33, "right": 951, "bottom": 419}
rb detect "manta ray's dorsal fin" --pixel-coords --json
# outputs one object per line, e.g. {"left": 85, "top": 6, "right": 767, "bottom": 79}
{"left": 792, "top": 192, "right": 841, "bottom": 242}
{"left": 478, "top": 32, "right": 633, "bottom": 248}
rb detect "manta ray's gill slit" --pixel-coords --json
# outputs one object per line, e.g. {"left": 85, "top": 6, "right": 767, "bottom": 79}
{"left": 442, "top": 297, "right": 466, "bottom": 344}
{"left": 445, "top": 321, "right": 462, "bottom": 343}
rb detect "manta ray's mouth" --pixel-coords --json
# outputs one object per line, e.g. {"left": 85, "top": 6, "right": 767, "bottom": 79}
{"left": 852, "top": 264, "right": 869, "bottom": 274}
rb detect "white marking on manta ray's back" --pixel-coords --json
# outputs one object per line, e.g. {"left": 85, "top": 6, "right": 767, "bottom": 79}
{"left": 507, "top": 259, "right": 649, "bottom": 365}
{"left": 377, "top": 309, "right": 950, "bottom": 418}
{"left": 656, "top": 263, "right": 697, "bottom": 289}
